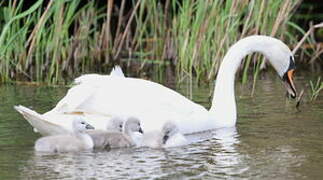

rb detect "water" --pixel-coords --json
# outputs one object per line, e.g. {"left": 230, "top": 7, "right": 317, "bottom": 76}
{"left": 0, "top": 74, "right": 322, "bottom": 179}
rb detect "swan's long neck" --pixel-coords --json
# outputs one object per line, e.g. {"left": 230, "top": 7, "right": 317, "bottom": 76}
{"left": 209, "top": 36, "right": 286, "bottom": 127}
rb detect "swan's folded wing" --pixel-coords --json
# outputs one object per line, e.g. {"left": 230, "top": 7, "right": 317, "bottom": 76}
{"left": 14, "top": 105, "right": 70, "bottom": 136}
{"left": 57, "top": 68, "right": 124, "bottom": 114}
{"left": 52, "top": 84, "right": 97, "bottom": 113}
{"left": 53, "top": 77, "right": 211, "bottom": 133}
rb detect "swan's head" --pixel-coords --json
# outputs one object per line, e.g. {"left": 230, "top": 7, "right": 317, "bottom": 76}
{"left": 72, "top": 117, "right": 94, "bottom": 133}
{"left": 281, "top": 56, "right": 297, "bottom": 98}
{"left": 123, "top": 117, "right": 144, "bottom": 134}
{"left": 256, "top": 36, "right": 297, "bottom": 98}
{"left": 106, "top": 117, "right": 124, "bottom": 132}
{"left": 162, "top": 121, "right": 179, "bottom": 144}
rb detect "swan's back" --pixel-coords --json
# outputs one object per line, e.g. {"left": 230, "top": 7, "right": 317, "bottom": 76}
{"left": 52, "top": 77, "right": 210, "bottom": 133}
{"left": 74, "top": 65, "right": 125, "bottom": 85}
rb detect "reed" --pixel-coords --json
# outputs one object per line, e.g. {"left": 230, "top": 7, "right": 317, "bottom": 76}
{"left": 0, "top": 0, "right": 304, "bottom": 84}
{"left": 309, "top": 77, "right": 323, "bottom": 101}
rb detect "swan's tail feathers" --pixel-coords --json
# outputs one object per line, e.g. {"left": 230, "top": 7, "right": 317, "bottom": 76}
{"left": 14, "top": 105, "right": 70, "bottom": 136}
{"left": 110, "top": 65, "right": 125, "bottom": 77}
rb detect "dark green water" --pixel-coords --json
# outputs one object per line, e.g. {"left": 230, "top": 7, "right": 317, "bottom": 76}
{"left": 0, "top": 74, "right": 322, "bottom": 179}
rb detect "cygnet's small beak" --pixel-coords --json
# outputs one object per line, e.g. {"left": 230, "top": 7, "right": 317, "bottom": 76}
{"left": 86, "top": 124, "right": 95, "bottom": 130}
{"left": 138, "top": 127, "right": 144, "bottom": 134}
{"left": 163, "top": 135, "right": 169, "bottom": 144}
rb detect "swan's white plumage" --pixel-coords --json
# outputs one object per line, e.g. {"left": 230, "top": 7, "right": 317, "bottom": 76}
{"left": 14, "top": 105, "right": 116, "bottom": 136}
{"left": 56, "top": 76, "right": 211, "bottom": 133}
{"left": 15, "top": 36, "right": 295, "bottom": 136}
{"left": 14, "top": 105, "right": 70, "bottom": 136}
{"left": 55, "top": 66, "right": 125, "bottom": 113}
{"left": 109, "top": 65, "right": 125, "bottom": 77}
{"left": 74, "top": 65, "right": 125, "bottom": 85}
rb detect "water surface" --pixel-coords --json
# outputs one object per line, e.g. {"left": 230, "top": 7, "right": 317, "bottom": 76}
{"left": 0, "top": 74, "right": 322, "bottom": 179}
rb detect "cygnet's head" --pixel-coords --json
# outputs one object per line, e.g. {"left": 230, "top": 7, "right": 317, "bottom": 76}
{"left": 72, "top": 117, "right": 95, "bottom": 133}
{"left": 162, "top": 121, "right": 179, "bottom": 144}
{"left": 123, "top": 117, "right": 143, "bottom": 134}
{"left": 106, "top": 117, "right": 124, "bottom": 132}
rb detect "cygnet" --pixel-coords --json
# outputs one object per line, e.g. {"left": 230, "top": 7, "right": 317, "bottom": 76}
{"left": 34, "top": 117, "right": 95, "bottom": 152}
{"left": 86, "top": 116, "right": 123, "bottom": 149}
{"left": 87, "top": 117, "right": 143, "bottom": 149}
{"left": 142, "top": 121, "right": 187, "bottom": 148}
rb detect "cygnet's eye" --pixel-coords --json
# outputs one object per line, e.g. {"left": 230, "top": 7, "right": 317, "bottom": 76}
{"left": 81, "top": 122, "right": 85, "bottom": 125}
{"left": 119, "top": 124, "right": 122, "bottom": 128}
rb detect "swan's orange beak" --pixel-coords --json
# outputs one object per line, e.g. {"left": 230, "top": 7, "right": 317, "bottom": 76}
{"left": 283, "top": 69, "right": 296, "bottom": 98}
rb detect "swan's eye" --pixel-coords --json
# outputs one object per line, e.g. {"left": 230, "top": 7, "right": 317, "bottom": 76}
{"left": 119, "top": 125, "right": 122, "bottom": 128}
{"left": 81, "top": 122, "right": 85, "bottom": 125}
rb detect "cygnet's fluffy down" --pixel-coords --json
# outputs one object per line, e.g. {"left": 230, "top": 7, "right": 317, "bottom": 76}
{"left": 34, "top": 117, "right": 95, "bottom": 152}
{"left": 141, "top": 121, "right": 187, "bottom": 148}
{"left": 87, "top": 117, "right": 143, "bottom": 149}
{"left": 86, "top": 116, "right": 124, "bottom": 149}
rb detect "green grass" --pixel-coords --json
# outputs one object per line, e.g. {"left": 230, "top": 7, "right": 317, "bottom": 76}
{"left": 0, "top": 0, "right": 304, "bottom": 84}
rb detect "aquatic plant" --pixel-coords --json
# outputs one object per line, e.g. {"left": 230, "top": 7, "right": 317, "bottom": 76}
{"left": 309, "top": 77, "right": 323, "bottom": 101}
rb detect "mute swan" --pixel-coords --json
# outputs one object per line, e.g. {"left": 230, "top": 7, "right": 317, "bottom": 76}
{"left": 142, "top": 121, "right": 188, "bottom": 148}
{"left": 87, "top": 117, "right": 143, "bottom": 149}
{"left": 34, "top": 117, "right": 94, "bottom": 152}
{"left": 15, "top": 35, "right": 297, "bottom": 135}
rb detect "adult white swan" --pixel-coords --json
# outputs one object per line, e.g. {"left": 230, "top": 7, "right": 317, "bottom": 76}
{"left": 15, "top": 35, "right": 296, "bottom": 135}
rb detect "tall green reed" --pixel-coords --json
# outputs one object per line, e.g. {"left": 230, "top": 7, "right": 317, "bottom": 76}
{"left": 0, "top": 0, "right": 303, "bottom": 84}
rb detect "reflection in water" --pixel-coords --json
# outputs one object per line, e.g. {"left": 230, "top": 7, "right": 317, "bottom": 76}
{"left": 22, "top": 149, "right": 156, "bottom": 179}
{"left": 204, "top": 127, "right": 249, "bottom": 178}
{"left": 23, "top": 148, "right": 185, "bottom": 179}
{"left": 21, "top": 128, "right": 244, "bottom": 179}
{"left": 212, "top": 127, "right": 242, "bottom": 170}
